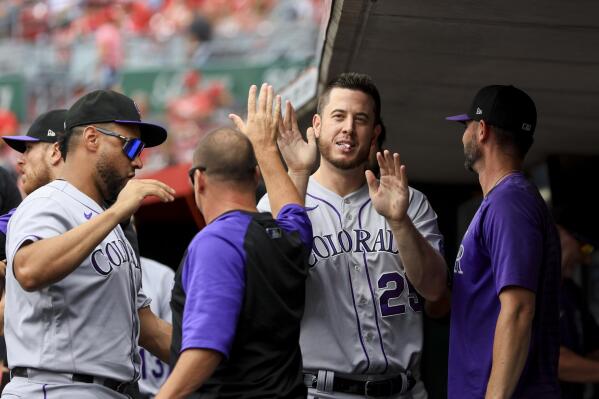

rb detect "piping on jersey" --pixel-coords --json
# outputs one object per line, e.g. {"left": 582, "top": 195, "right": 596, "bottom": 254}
{"left": 306, "top": 192, "right": 371, "bottom": 371}
{"left": 114, "top": 225, "right": 141, "bottom": 382}
{"left": 358, "top": 199, "right": 389, "bottom": 374}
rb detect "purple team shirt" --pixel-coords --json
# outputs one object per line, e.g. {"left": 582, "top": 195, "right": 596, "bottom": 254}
{"left": 180, "top": 203, "right": 312, "bottom": 358}
{"left": 448, "top": 172, "right": 560, "bottom": 398}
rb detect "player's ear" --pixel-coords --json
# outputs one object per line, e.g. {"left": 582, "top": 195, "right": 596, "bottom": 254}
{"left": 49, "top": 142, "right": 62, "bottom": 165}
{"left": 312, "top": 114, "right": 321, "bottom": 139}
{"left": 371, "top": 123, "right": 382, "bottom": 148}
{"left": 478, "top": 120, "right": 490, "bottom": 143}
{"left": 82, "top": 126, "right": 100, "bottom": 153}
{"left": 195, "top": 169, "right": 207, "bottom": 194}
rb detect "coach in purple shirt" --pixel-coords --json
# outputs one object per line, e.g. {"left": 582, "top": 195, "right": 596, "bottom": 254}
{"left": 446, "top": 85, "right": 561, "bottom": 398}
{"left": 156, "top": 84, "right": 312, "bottom": 399}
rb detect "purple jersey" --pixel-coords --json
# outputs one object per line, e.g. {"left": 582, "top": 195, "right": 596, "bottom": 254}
{"left": 448, "top": 172, "right": 560, "bottom": 398}
{"left": 180, "top": 203, "right": 312, "bottom": 357}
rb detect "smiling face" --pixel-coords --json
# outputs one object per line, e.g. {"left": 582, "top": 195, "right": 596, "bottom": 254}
{"left": 314, "top": 88, "right": 380, "bottom": 171}
{"left": 18, "top": 142, "right": 53, "bottom": 195}
{"left": 95, "top": 123, "right": 143, "bottom": 203}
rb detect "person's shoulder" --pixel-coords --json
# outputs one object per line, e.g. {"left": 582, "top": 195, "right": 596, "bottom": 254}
{"left": 490, "top": 174, "right": 544, "bottom": 208}
{"left": 190, "top": 212, "right": 253, "bottom": 250}
{"left": 407, "top": 186, "right": 425, "bottom": 203}
{"left": 24, "top": 180, "right": 69, "bottom": 201}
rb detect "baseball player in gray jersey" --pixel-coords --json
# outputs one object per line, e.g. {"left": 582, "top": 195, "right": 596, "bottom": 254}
{"left": 3, "top": 90, "right": 175, "bottom": 399}
{"left": 258, "top": 73, "right": 449, "bottom": 398}
{"left": 138, "top": 257, "right": 175, "bottom": 397}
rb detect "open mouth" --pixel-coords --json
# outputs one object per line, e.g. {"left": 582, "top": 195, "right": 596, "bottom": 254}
{"left": 335, "top": 139, "right": 355, "bottom": 152}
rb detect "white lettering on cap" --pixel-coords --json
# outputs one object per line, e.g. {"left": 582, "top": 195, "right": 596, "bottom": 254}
{"left": 522, "top": 123, "right": 532, "bottom": 131}
{"left": 47, "top": 129, "right": 56, "bottom": 137}
{"left": 476, "top": 107, "right": 483, "bottom": 115}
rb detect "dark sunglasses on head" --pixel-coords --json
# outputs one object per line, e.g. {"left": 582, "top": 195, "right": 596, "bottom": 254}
{"left": 188, "top": 166, "right": 206, "bottom": 186}
{"left": 93, "top": 126, "right": 145, "bottom": 160}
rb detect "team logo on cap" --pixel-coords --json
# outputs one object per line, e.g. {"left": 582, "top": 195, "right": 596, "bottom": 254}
{"left": 47, "top": 129, "right": 56, "bottom": 137}
{"left": 522, "top": 123, "right": 532, "bottom": 131}
{"left": 133, "top": 100, "right": 141, "bottom": 118}
{"left": 476, "top": 107, "right": 483, "bottom": 115}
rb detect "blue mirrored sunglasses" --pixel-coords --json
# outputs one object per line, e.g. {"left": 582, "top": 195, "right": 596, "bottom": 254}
{"left": 93, "top": 126, "right": 145, "bottom": 160}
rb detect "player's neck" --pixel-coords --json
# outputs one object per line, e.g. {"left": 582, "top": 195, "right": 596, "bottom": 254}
{"left": 313, "top": 159, "right": 366, "bottom": 197}
{"left": 60, "top": 159, "right": 104, "bottom": 206}
{"left": 201, "top": 189, "right": 256, "bottom": 224}
{"left": 478, "top": 158, "right": 522, "bottom": 197}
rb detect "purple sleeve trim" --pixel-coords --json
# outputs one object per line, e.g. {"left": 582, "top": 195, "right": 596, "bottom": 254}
{"left": 181, "top": 214, "right": 250, "bottom": 359}
{"left": 275, "top": 203, "right": 313, "bottom": 248}
{"left": 180, "top": 339, "right": 229, "bottom": 358}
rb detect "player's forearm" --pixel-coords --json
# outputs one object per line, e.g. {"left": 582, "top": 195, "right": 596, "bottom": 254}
{"left": 13, "top": 208, "right": 122, "bottom": 292}
{"left": 485, "top": 295, "right": 534, "bottom": 399}
{"left": 155, "top": 348, "right": 221, "bottom": 399}
{"left": 389, "top": 219, "right": 447, "bottom": 301}
{"left": 139, "top": 307, "right": 172, "bottom": 363}
{"left": 559, "top": 346, "right": 599, "bottom": 382}
{"left": 255, "top": 147, "right": 304, "bottom": 215}
{"left": 288, "top": 170, "right": 310, "bottom": 201}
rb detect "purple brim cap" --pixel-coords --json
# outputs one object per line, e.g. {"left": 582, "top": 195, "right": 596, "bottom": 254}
{"left": 445, "top": 114, "right": 471, "bottom": 122}
{"left": 2, "top": 135, "right": 42, "bottom": 153}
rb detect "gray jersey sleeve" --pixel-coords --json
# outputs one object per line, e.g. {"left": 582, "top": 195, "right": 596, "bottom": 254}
{"left": 137, "top": 285, "right": 151, "bottom": 310}
{"left": 6, "top": 196, "right": 70, "bottom": 265}
{"left": 407, "top": 187, "right": 444, "bottom": 254}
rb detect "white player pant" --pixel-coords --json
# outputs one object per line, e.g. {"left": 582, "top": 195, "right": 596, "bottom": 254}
{"left": 308, "top": 379, "right": 427, "bottom": 399}
{"left": 1, "top": 376, "right": 130, "bottom": 399}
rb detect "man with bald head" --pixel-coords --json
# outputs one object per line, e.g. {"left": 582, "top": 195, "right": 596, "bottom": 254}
{"left": 157, "top": 84, "right": 312, "bottom": 398}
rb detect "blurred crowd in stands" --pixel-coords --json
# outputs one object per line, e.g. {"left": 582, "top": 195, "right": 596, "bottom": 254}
{"left": 0, "top": 0, "right": 323, "bottom": 177}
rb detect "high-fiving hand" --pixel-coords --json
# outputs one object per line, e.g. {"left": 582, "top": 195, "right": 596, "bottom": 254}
{"left": 229, "top": 83, "right": 281, "bottom": 152}
{"left": 278, "top": 100, "right": 317, "bottom": 174}
{"left": 365, "top": 150, "right": 410, "bottom": 225}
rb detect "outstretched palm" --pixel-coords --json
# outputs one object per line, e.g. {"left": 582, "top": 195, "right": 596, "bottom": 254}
{"left": 278, "top": 100, "right": 317, "bottom": 173}
{"left": 229, "top": 83, "right": 281, "bottom": 150}
{"left": 365, "top": 150, "right": 409, "bottom": 223}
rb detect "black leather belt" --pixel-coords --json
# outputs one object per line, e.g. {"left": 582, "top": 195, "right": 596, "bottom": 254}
{"left": 11, "top": 367, "right": 133, "bottom": 394}
{"left": 305, "top": 372, "right": 416, "bottom": 397}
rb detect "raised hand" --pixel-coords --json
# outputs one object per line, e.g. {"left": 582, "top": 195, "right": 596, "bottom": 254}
{"left": 229, "top": 83, "right": 281, "bottom": 153}
{"left": 112, "top": 179, "right": 175, "bottom": 221}
{"left": 365, "top": 150, "right": 409, "bottom": 226}
{"left": 278, "top": 100, "right": 317, "bottom": 174}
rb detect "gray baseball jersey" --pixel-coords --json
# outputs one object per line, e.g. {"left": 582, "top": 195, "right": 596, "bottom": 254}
{"left": 138, "top": 256, "right": 174, "bottom": 396}
{"left": 5, "top": 180, "right": 150, "bottom": 382}
{"left": 258, "top": 178, "right": 443, "bottom": 398}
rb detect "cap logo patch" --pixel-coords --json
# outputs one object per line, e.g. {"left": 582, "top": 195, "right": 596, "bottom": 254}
{"left": 522, "top": 123, "right": 532, "bottom": 131}
{"left": 476, "top": 107, "right": 483, "bottom": 115}
{"left": 133, "top": 101, "right": 141, "bottom": 118}
{"left": 47, "top": 129, "right": 56, "bottom": 137}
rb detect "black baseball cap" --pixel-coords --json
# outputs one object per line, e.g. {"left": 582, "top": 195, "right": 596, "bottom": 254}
{"left": 446, "top": 85, "right": 537, "bottom": 135}
{"left": 2, "top": 109, "right": 67, "bottom": 153}
{"left": 65, "top": 90, "right": 167, "bottom": 147}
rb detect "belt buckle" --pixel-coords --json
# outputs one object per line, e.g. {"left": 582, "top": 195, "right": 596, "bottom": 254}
{"left": 365, "top": 379, "right": 392, "bottom": 398}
